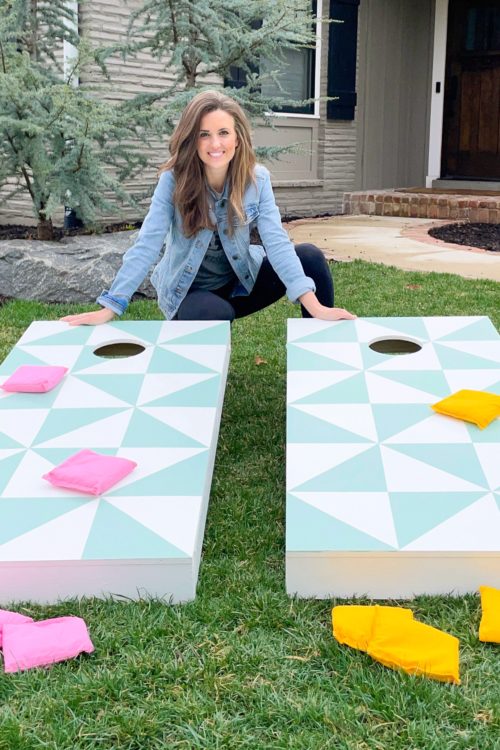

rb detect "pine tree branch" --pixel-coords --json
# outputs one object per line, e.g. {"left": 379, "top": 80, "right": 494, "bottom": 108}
{"left": 167, "top": 0, "right": 179, "bottom": 45}
{"left": 73, "top": 120, "right": 89, "bottom": 174}
{"left": 2, "top": 124, "right": 35, "bottom": 202}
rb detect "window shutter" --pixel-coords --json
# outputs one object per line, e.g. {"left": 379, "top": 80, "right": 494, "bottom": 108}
{"left": 327, "top": 0, "right": 360, "bottom": 120}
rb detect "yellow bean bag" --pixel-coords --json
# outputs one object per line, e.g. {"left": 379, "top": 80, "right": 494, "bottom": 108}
{"left": 431, "top": 389, "right": 500, "bottom": 429}
{"left": 479, "top": 585, "right": 500, "bottom": 644}
{"left": 332, "top": 605, "right": 413, "bottom": 652}
{"left": 332, "top": 605, "right": 460, "bottom": 684}
{"left": 367, "top": 615, "right": 460, "bottom": 684}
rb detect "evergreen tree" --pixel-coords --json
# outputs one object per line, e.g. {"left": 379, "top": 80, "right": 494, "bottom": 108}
{"left": 0, "top": 0, "right": 161, "bottom": 239}
{"left": 114, "top": 0, "right": 318, "bottom": 158}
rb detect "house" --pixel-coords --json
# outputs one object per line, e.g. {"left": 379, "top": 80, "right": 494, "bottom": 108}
{"left": 1, "top": 0, "right": 498, "bottom": 225}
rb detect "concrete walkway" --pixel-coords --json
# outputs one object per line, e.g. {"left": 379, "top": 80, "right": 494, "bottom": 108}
{"left": 285, "top": 215, "right": 500, "bottom": 282}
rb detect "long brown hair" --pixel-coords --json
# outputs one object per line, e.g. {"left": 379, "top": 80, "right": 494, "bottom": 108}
{"left": 160, "top": 90, "right": 256, "bottom": 237}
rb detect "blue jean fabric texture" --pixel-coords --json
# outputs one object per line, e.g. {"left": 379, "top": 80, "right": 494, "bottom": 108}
{"left": 97, "top": 164, "right": 316, "bottom": 321}
{"left": 175, "top": 244, "right": 334, "bottom": 322}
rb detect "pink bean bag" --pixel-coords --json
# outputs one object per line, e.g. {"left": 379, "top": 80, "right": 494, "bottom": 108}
{"left": 1, "top": 365, "right": 68, "bottom": 393}
{"left": 0, "top": 609, "right": 34, "bottom": 648}
{"left": 42, "top": 449, "right": 137, "bottom": 495}
{"left": 2, "top": 616, "right": 94, "bottom": 673}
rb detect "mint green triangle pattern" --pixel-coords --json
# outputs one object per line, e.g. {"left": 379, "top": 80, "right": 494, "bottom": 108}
{"left": 389, "top": 492, "right": 487, "bottom": 547}
{"left": 106, "top": 450, "right": 209, "bottom": 497}
{"left": 0, "top": 389, "right": 60, "bottom": 410}
{"left": 287, "top": 494, "right": 395, "bottom": 551}
{"left": 74, "top": 374, "right": 145, "bottom": 405}
{"left": 111, "top": 320, "right": 162, "bottom": 344}
{"left": 495, "top": 493, "right": 500, "bottom": 511}
{"left": 364, "top": 317, "right": 428, "bottom": 340}
{"left": 82, "top": 501, "right": 188, "bottom": 560}
{"left": 466, "top": 418, "right": 500, "bottom": 442}
{"left": 292, "top": 322, "right": 358, "bottom": 343}
{"left": 142, "top": 376, "right": 220, "bottom": 407}
{"left": 389, "top": 444, "right": 488, "bottom": 487}
{"left": 438, "top": 318, "right": 499, "bottom": 341}
{"left": 165, "top": 323, "right": 230, "bottom": 345}
{"left": 287, "top": 345, "right": 356, "bottom": 371}
{"left": 295, "top": 373, "right": 369, "bottom": 404}
{"left": 72, "top": 346, "right": 104, "bottom": 373}
{"left": 24, "top": 327, "right": 92, "bottom": 346}
{"left": 148, "top": 347, "right": 216, "bottom": 374}
{"left": 0, "top": 432, "right": 23, "bottom": 449}
{"left": 372, "top": 370, "right": 450, "bottom": 398}
{"left": 0, "top": 452, "right": 26, "bottom": 493}
{"left": 294, "top": 446, "right": 386, "bottom": 492}
{"left": 372, "top": 404, "right": 431, "bottom": 441}
{"left": 0, "top": 349, "right": 49, "bottom": 376}
{"left": 361, "top": 346, "right": 388, "bottom": 370}
{"left": 122, "top": 410, "right": 204, "bottom": 448}
{"left": 32, "top": 408, "right": 128, "bottom": 445}
{"left": 34, "top": 447, "right": 118, "bottom": 465}
{"left": 434, "top": 344, "right": 499, "bottom": 370}
{"left": 0, "top": 497, "right": 89, "bottom": 545}
{"left": 287, "top": 407, "right": 371, "bottom": 444}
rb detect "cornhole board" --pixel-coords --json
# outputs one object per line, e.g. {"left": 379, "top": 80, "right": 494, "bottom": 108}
{"left": 0, "top": 320, "right": 230, "bottom": 604}
{"left": 286, "top": 316, "right": 500, "bottom": 599}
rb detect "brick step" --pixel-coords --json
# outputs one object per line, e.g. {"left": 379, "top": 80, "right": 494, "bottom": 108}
{"left": 343, "top": 190, "right": 500, "bottom": 223}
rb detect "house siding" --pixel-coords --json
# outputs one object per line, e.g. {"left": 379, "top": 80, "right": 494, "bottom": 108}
{"left": 1, "top": 0, "right": 358, "bottom": 225}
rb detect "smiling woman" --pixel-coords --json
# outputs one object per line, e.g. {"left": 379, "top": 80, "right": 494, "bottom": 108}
{"left": 197, "top": 111, "right": 239, "bottom": 191}
{"left": 61, "top": 89, "right": 355, "bottom": 327}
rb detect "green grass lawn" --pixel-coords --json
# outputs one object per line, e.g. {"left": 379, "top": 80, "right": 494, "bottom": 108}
{"left": 0, "top": 261, "right": 499, "bottom": 750}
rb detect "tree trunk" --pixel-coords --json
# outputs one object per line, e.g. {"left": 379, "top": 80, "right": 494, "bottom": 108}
{"left": 37, "top": 217, "right": 54, "bottom": 241}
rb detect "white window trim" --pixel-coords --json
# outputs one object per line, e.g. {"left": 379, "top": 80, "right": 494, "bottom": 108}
{"left": 426, "top": 0, "right": 449, "bottom": 186}
{"left": 270, "top": 0, "right": 322, "bottom": 119}
{"left": 63, "top": 0, "right": 79, "bottom": 86}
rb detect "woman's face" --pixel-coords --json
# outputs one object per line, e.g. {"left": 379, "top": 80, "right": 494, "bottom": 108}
{"left": 197, "top": 109, "right": 239, "bottom": 185}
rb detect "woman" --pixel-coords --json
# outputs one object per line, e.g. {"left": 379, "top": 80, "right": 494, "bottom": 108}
{"left": 62, "top": 90, "right": 355, "bottom": 326}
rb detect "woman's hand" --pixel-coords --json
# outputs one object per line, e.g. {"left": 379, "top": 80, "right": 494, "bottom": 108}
{"left": 60, "top": 307, "right": 116, "bottom": 326}
{"left": 299, "top": 291, "right": 356, "bottom": 320}
{"left": 312, "top": 305, "right": 357, "bottom": 321}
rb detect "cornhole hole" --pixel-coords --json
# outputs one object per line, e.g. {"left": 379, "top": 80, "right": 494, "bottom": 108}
{"left": 286, "top": 316, "right": 500, "bottom": 599}
{"left": 0, "top": 320, "right": 230, "bottom": 603}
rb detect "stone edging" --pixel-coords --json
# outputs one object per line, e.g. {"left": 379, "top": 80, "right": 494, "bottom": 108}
{"left": 400, "top": 220, "right": 490, "bottom": 255}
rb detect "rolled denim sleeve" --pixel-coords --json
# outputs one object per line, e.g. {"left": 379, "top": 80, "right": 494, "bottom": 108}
{"left": 97, "top": 170, "right": 175, "bottom": 314}
{"left": 256, "top": 167, "right": 315, "bottom": 303}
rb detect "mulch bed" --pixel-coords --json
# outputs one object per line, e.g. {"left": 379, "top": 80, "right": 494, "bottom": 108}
{"left": 0, "top": 221, "right": 142, "bottom": 241}
{"left": 428, "top": 222, "right": 500, "bottom": 253}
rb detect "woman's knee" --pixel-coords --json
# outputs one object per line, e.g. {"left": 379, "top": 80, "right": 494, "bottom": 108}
{"left": 176, "top": 292, "right": 235, "bottom": 321}
{"left": 295, "top": 243, "right": 328, "bottom": 272}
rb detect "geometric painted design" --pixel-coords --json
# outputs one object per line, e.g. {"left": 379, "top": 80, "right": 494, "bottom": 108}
{"left": 371, "top": 404, "right": 432, "bottom": 441}
{"left": 287, "top": 407, "right": 372, "bottom": 444}
{"left": 121, "top": 409, "right": 205, "bottom": 448}
{"left": 388, "top": 491, "right": 487, "bottom": 547}
{"left": 286, "top": 494, "right": 395, "bottom": 551}
{"left": 0, "top": 320, "right": 230, "bottom": 603}
{"left": 294, "top": 372, "right": 369, "bottom": 403}
{"left": 286, "top": 317, "right": 500, "bottom": 599}
{"left": 293, "top": 445, "right": 387, "bottom": 492}
{"left": 140, "top": 375, "right": 221, "bottom": 407}
{"left": 74, "top": 374, "right": 146, "bottom": 405}
{"left": 369, "top": 370, "right": 450, "bottom": 398}
{"left": 386, "top": 444, "right": 488, "bottom": 488}
{"left": 81, "top": 501, "right": 189, "bottom": 560}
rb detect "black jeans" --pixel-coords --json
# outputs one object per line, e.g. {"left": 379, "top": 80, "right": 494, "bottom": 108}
{"left": 176, "top": 243, "right": 334, "bottom": 322}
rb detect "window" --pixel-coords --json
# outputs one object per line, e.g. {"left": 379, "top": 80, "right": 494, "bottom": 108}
{"left": 225, "top": 1, "right": 319, "bottom": 116}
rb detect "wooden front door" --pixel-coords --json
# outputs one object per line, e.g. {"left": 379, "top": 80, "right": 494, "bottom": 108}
{"left": 442, "top": 0, "right": 500, "bottom": 180}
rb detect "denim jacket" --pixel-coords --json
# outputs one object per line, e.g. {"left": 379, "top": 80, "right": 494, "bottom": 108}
{"left": 97, "top": 164, "right": 315, "bottom": 320}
